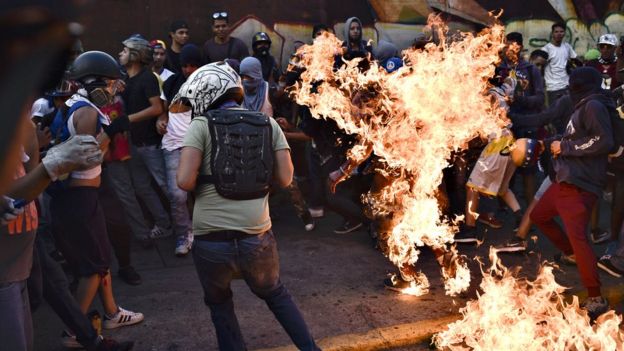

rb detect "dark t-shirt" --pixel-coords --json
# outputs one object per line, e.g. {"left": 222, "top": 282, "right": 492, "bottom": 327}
{"left": 122, "top": 68, "right": 162, "bottom": 146}
{"left": 203, "top": 37, "right": 249, "bottom": 63}
{"left": 165, "top": 47, "right": 181, "bottom": 74}
{"left": 586, "top": 59, "right": 620, "bottom": 91}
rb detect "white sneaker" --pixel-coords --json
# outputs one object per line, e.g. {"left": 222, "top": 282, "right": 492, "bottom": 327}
{"left": 304, "top": 222, "right": 315, "bottom": 231}
{"left": 150, "top": 225, "right": 172, "bottom": 239}
{"left": 175, "top": 234, "right": 193, "bottom": 257}
{"left": 103, "top": 307, "right": 144, "bottom": 329}
{"left": 61, "top": 330, "right": 83, "bottom": 349}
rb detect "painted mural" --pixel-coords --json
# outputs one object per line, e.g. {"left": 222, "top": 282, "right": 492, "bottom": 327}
{"left": 88, "top": 0, "right": 624, "bottom": 69}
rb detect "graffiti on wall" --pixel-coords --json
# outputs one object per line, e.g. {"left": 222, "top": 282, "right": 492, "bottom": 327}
{"left": 506, "top": 13, "right": 624, "bottom": 57}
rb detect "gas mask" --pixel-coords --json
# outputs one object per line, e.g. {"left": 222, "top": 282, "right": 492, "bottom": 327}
{"left": 254, "top": 43, "right": 270, "bottom": 57}
{"left": 84, "top": 78, "right": 120, "bottom": 107}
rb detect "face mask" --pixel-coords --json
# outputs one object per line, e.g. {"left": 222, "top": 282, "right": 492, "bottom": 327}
{"left": 242, "top": 79, "right": 257, "bottom": 94}
{"left": 86, "top": 79, "right": 119, "bottom": 107}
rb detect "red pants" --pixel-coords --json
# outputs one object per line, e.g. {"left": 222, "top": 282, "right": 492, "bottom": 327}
{"left": 530, "top": 182, "right": 600, "bottom": 296}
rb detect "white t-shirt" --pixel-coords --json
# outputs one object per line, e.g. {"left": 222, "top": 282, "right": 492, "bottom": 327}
{"left": 161, "top": 110, "right": 192, "bottom": 151}
{"left": 159, "top": 68, "right": 175, "bottom": 83}
{"left": 542, "top": 42, "right": 577, "bottom": 91}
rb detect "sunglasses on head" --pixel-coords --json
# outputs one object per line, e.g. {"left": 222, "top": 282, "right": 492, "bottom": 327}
{"left": 212, "top": 12, "right": 228, "bottom": 19}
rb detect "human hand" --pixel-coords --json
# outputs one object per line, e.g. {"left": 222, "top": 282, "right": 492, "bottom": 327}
{"left": 42, "top": 135, "right": 103, "bottom": 180}
{"left": 36, "top": 125, "right": 52, "bottom": 148}
{"left": 156, "top": 117, "right": 168, "bottom": 135}
{"left": 550, "top": 140, "right": 561, "bottom": 158}
{"left": 0, "top": 196, "right": 25, "bottom": 225}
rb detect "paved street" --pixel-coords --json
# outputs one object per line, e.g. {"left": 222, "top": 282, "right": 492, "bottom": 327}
{"left": 33, "top": 191, "right": 623, "bottom": 351}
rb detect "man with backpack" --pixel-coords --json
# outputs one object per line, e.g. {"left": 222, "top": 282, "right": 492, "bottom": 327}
{"left": 176, "top": 62, "right": 319, "bottom": 351}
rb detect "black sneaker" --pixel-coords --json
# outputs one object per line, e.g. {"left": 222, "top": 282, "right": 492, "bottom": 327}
{"left": 590, "top": 229, "right": 610, "bottom": 244}
{"left": 597, "top": 256, "right": 624, "bottom": 278}
{"left": 495, "top": 236, "right": 527, "bottom": 253}
{"left": 334, "top": 221, "right": 363, "bottom": 234}
{"left": 383, "top": 274, "right": 411, "bottom": 292}
{"left": 454, "top": 225, "right": 479, "bottom": 244}
{"left": 301, "top": 211, "right": 315, "bottom": 232}
{"left": 580, "top": 296, "right": 609, "bottom": 321}
{"left": 118, "top": 266, "right": 142, "bottom": 286}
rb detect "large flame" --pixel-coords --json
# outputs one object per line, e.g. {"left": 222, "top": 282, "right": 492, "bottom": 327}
{"left": 291, "top": 15, "right": 507, "bottom": 295}
{"left": 434, "top": 249, "right": 624, "bottom": 350}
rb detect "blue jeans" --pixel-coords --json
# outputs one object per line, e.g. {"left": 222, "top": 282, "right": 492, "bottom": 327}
{"left": 192, "top": 231, "right": 319, "bottom": 351}
{"left": 0, "top": 280, "right": 32, "bottom": 351}
{"left": 129, "top": 144, "right": 171, "bottom": 231}
{"left": 163, "top": 149, "right": 191, "bottom": 238}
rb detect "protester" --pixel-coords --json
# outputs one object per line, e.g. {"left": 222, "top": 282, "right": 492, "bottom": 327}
{"left": 530, "top": 67, "right": 614, "bottom": 320}
{"left": 150, "top": 39, "right": 174, "bottom": 82}
{"left": 158, "top": 44, "right": 202, "bottom": 256}
{"left": 542, "top": 23, "right": 577, "bottom": 104}
{"left": 585, "top": 34, "right": 621, "bottom": 91}
{"left": 176, "top": 62, "right": 320, "bottom": 351}
{"left": 165, "top": 20, "right": 190, "bottom": 74}
{"left": 118, "top": 35, "right": 173, "bottom": 242}
{"left": 49, "top": 51, "right": 144, "bottom": 333}
{"left": 240, "top": 56, "right": 273, "bottom": 116}
{"left": 251, "top": 32, "right": 281, "bottom": 84}
{"left": 203, "top": 11, "right": 249, "bottom": 63}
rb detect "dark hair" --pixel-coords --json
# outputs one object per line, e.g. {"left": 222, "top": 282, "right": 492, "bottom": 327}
{"left": 312, "top": 24, "right": 329, "bottom": 38}
{"left": 506, "top": 32, "right": 523, "bottom": 46}
{"left": 551, "top": 23, "right": 565, "bottom": 32}
{"left": 530, "top": 49, "right": 548, "bottom": 61}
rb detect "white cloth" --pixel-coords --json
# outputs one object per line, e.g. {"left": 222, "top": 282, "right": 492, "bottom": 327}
{"left": 162, "top": 110, "right": 192, "bottom": 151}
{"left": 542, "top": 42, "right": 577, "bottom": 91}
{"left": 31, "top": 98, "right": 54, "bottom": 118}
{"left": 64, "top": 93, "right": 109, "bottom": 179}
{"left": 159, "top": 68, "right": 175, "bottom": 82}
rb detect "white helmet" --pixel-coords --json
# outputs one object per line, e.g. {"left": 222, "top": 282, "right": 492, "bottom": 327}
{"left": 173, "top": 61, "right": 242, "bottom": 115}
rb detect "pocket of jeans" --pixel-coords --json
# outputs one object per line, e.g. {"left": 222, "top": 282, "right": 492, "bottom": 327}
{"left": 192, "top": 240, "right": 235, "bottom": 264}
{"left": 241, "top": 232, "right": 276, "bottom": 259}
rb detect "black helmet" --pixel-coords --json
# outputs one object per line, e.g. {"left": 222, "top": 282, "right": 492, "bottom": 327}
{"left": 252, "top": 32, "right": 271, "bottom": 46}
{"left": 68, "top": 51, "right": 122, "bottom": 82}
{"left": 122, "top": 36, "right": 153, "bottom": 65}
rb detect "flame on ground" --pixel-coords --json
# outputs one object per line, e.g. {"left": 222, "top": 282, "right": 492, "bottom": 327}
{"left": 434, "top": 248, "right": 624, "bottom": 350}
{"left": 291, "top": 15, "right": 507, "bottom": 296}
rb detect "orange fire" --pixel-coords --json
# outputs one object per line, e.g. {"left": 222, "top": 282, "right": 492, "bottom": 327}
{"left": 291, "top": 15, "right": 507, "bottom": 296}
{"left": 434, "top": 249, "right": 624, "bottom": 350}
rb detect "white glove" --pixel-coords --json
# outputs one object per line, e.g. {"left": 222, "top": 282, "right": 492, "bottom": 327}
{"left": 42, "top": 135, "right": 103, "bottom": 181}
{"left": 1, "top": 196, "right": 24, "bottom": 225}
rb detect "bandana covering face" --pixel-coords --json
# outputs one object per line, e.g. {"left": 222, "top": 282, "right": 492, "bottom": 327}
{"left": 239, "top": 57, "right": 268, "bottom": 112}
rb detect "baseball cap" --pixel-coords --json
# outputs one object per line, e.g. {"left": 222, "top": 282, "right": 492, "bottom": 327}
{"left": 598, "top": 34, "right": 618, "bottom": 46}
{"left": 170, "top": 20, "right": 188, "bottom": 33}
{"left": 382, "top": 57, "right": 403, "bottom": 73}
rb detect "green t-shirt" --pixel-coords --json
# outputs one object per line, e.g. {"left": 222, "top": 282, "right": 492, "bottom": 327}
{"left": 182, "top": 111, "right": 290, "bottom": 235}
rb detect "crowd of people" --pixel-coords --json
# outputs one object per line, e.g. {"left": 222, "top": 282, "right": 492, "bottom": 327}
{"left": 2, "top": 7, "right": 624, "bottom": 351}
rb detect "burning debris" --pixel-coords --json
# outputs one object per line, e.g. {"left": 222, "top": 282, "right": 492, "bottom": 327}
{"left": 433, "top": 249, "right": 624, "bottom": 350}
{"left": 290, "top": 15, "right": 508, "bottom": 296}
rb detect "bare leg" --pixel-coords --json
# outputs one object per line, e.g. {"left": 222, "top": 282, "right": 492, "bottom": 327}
{"left": 465, "top": 187, "right": 479, "bottom": 227}
{"left": 75, "top": 275, "right": 101, "bottom": 314}
{"left": 97, "top": 272, "right": 118, "bottom": 316}
{"left": 500, "top": 190, "right": 521, "bottom": 213}
{"left": 516, "top": 198, "right": 538, "bottom": 239}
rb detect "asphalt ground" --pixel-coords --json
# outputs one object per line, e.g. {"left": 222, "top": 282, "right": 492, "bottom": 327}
{"left": 32, "top": 187, "right": 623, "bottom": 351}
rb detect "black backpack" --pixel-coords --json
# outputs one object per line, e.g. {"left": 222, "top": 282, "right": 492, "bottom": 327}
{"left": 196, "top": 109, "right": 274, "bottom": 200}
